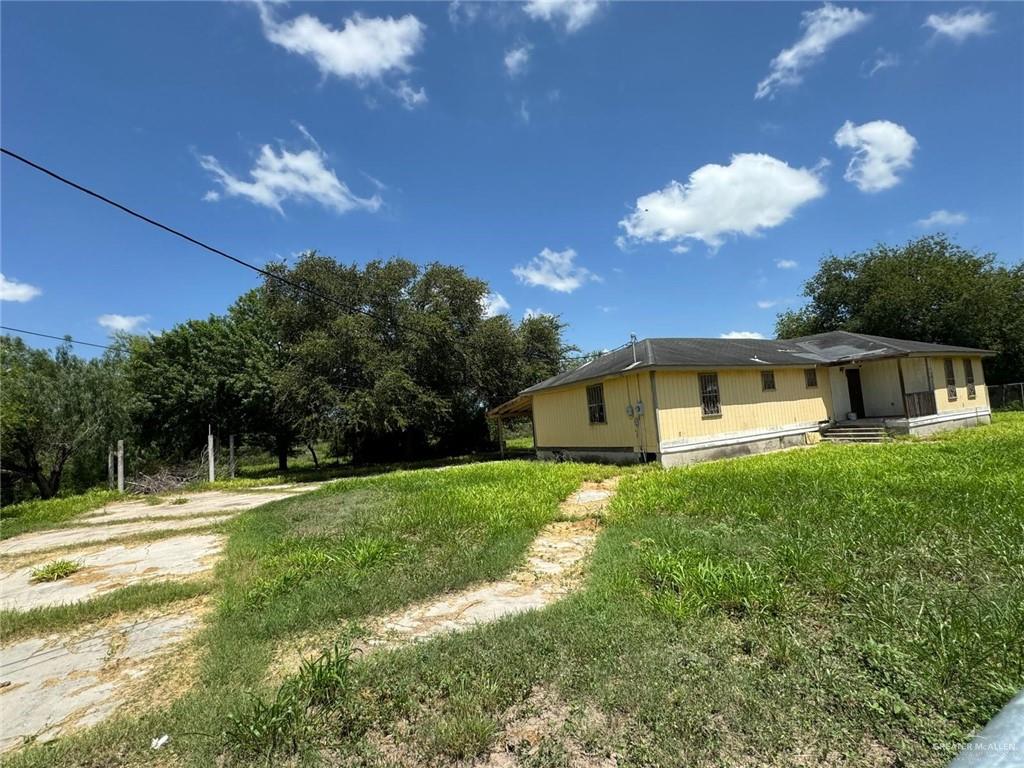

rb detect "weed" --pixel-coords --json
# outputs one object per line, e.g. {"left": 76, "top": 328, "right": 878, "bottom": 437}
{"left": 638, "top": 545, "right": 786, "bottom": 618}
{"left": 29, "top": 559, "right": 81, "bottom": 583}
{"left": 427, "top": 706, "right": 497, "bottom": 761}
{"left": 171, "top": 497, "right": 189, "bottom": 505}
{"left": 223, "top": 642, "right": 357, "bottom": 762}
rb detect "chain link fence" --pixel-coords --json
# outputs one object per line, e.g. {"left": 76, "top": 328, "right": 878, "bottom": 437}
{"left": 987, "top": 382, "right": 1024, "bottom": 411}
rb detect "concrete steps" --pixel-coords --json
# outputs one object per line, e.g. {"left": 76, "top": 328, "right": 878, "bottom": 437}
{"left": 821, "top": 424, "right": 892, "bottom": 443}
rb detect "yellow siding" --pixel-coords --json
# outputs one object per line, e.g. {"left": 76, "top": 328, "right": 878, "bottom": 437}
{"left": 900, "top": 358, "right": 931, "bottom": 393}
{"left": 860, "top": 359, "right": 904, "bottom": 417}
{"left": 655, "top": 367, "right": 830, "bottom": 442}
{"left": 532, "top": 373, "right": 657, "bottom": 451}
{"left": 932, "top": 356, "right": 989, "bottom": 413}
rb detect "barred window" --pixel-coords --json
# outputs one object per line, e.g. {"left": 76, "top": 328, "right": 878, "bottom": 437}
{"left": 699, "top": 372, "right": 721, "bottom": 417}
{"left": 761, "top": 370, "right": 776, "bottom": 392}
{"left": 944, "top": 358, "right": 957, "bottom": 402}
{"left": 804, "top": 368, "right": 818, "bottom": 388}
{"left": 586, "top": 383, "right": 606, "bottom": 424}
{"left": 964, "top": 359, "right": 976, "bottom": 400}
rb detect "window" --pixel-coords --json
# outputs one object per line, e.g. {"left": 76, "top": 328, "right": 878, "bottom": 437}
{"left": 761, "top": 369, "right": 776, "bottom": 392}
{"left": 586, "top": 383, "right": 606, "bottom": 424}
{"left": 699, "top": 372, "right": 721, "bottom": 417}
{"left": 804, "top": 368, "right": 818, "bottom": 388}
{"left": 964, "top": 359, "right": 976, "bottom": 400}
{"left": 943, "top": 358, "right": 957, "bottom": 401}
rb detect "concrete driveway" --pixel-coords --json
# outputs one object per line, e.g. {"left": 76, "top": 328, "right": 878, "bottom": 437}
{"left": 0, "top": 483, "right": 322, "bottom": 753}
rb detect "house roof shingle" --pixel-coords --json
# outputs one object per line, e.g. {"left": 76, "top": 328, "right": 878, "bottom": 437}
{"left": 520, "top": 331, "right": 993, "bottom": 395}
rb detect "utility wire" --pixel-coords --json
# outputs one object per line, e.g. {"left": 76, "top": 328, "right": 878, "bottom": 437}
{"left": 1, "top": 148, "right": 589, "bottom": 367}
{"left": 0, "top": 147, "right": 441, "bottom": 343}
{"left": 0, "top": 325, "right": 113, "bottom": 350}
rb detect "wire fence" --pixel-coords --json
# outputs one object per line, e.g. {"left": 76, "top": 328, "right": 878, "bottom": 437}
{"left": 987, "top": 382, "right": 1024, "bottom": 411}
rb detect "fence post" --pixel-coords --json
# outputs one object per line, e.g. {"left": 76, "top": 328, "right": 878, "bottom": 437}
{"left": 117, "top": 440, "right": 124, "bottom": 493}
{"left": 108, "top": 446, "right": 114, "bottom": 490}
{"left": 229, "top": 434, "right": 235, "bottom": 479}
{"left": 208, "top": 426, "right": 215, "bottom": 483}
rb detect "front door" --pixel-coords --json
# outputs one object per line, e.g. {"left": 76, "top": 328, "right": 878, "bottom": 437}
{"left": 846, "top": 368, "right": 865, "bottom": 419}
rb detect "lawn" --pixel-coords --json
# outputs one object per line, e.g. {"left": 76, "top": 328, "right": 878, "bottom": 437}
{"left": 6, "top": 415, "right": 1023, "bottom": 767}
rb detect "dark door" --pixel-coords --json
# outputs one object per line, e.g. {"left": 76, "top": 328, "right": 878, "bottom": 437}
{"left": 846, "top": 368, "right": 865, "bottom": 418}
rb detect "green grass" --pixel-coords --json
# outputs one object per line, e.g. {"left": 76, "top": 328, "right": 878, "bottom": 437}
{"left": 0, "top": 580, "right": 214, "bottom": 643}
{"left": 28, "top": 559, "right": 81, "bottom": 583}
{"left": 7, "top": 416, "right": 1023, "bottom": 767}
{"left": 0, "top": 489, "right": 125, "bottom": 540}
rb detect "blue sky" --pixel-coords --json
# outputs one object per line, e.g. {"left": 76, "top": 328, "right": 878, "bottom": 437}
{"left": 2, "top": 1, "right": 1022, "bottom": 354}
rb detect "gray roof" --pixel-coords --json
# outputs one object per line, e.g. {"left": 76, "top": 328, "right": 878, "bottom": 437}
{"left": 521, "top": 331, "right": 993, "bottom": 395}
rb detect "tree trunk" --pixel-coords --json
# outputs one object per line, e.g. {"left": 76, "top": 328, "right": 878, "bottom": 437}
{"left": 306, "top": 442, "right": 320, "bottom": 469}
{"left": 275, "top": 434, "right": 289, "bottom": 471}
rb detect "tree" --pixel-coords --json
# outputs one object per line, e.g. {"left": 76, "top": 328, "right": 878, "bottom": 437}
{"left": 126, "top": 290, "right": 297, "bottom": 469}
{"left": 0, "top": 337, "right": 129, "bottom": 500}
{"left": 775, "top": 235, "right": 1024, "bottom": 383}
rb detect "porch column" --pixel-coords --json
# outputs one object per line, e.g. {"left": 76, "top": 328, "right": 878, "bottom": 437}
{"left": 896, "top": 358, "right": 908, "bottom": 417}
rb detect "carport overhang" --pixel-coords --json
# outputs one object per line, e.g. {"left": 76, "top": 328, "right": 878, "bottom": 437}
{"left": 486, "top": 394, "right": 535, "bottom": 457}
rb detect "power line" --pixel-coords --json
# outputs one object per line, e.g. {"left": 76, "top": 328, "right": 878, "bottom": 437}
{"left": 0, "top": 325, "right": 113, "bottom": 350}
{"left": 0, "top": 147, "right": 442, "bottom": 344}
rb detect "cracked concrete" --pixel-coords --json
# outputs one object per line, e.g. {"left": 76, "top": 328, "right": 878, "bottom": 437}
{"left": 0, "top": 486, "right": 321, "bottom": 556}
{"left": 0, "top": 534, "right": 224, "bottom": 611}
{"left": 0, "top": 605, "right": 204, "bottom": 752}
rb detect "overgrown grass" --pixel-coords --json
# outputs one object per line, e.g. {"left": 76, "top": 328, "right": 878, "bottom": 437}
{"left": 28, "top": 559, "right": 81, "bottom": 583}
{"left": 0, "top": 489, "right": 125, "bottom": 540}
{"left": 8, "top": 416, "right": 1023, "bottom": 767}
{"left": 0, "top": 580, "right": 214, "bottom": 643}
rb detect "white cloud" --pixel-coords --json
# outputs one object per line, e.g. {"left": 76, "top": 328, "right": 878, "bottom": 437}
{"left": 202, "top": 190, "right": 221, "bottom": 202}
{"left": 504, "top": 45, "right": 531, "bottom": 78}
{"left": 862, "top": 49, "right": 899, "bottom": 77}
{"left": 720, "top": 331, "right": 766, "bottom": 339}
{"left": 924, "top": 8, "right": 995, "bottom": 43}
{"left": 776, "top": 259, "right": 798, "bottom": 269}
{"left": 757, "top": 299, "right": 780, "bottom": 309}
{"left": 618, "top": 153, "right": 826, "bottom": 251}
{"left": 0, "top": 274, "right": 42, "bottom": 302}
{"left": 199, "top": 127, "right": 382, "bottom": 215}
{"left": 518, "top": 99, "right": 531, "bottom": 124}
{"left": 513, "top": 247, "right": 599, "bottom": 293}
{"left": 755, "top": 3, "right": 871, "bottom": 99}
{"left": 98, "top": 314, "right": 149, "bottom": 333}
{"left": 447, "top": 0, "right": 480, "bottom": 26}
{"left": 393, "top": 80, "right": 427, "bottom": 110}
{"left": 916, "top": 209, "right": 968, "bottom": 228}
{"left": 258, "top": 5, "right": 426, "bottom": 84}
{"left": 834, "top": 120, "right": 917, "bottom": 193}
{"left": 523, "top": 307, "right": 552, "bottom": 320}
{"left": 481, "top": 292, "right": 511, "bottom": 318}
{"left": 524, "top": 0, "right": 601, "bottom": 33}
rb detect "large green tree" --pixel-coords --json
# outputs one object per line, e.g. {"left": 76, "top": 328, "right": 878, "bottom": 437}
{"left": 775, "top": 235, "right": 1024, "bottom": 383}
{"left": 0, "top": 337, "right": 130, "bottom": 500}
{"left": 126, "top": 290, "right": 296, "bottom": 468}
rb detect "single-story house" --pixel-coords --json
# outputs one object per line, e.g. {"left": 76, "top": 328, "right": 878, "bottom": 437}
{"left": 488, "top": 331, "right": 994, "bottom": 466}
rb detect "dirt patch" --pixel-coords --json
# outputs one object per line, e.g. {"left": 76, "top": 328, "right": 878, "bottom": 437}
{"left": 271, "top": 478, "right": 620, "bottom": 678}
{"left": 481, "top": 687, "right": 620, "bottom": 767}
{"left": 358, "top": 687, "right": 619, "bottom": 768}
{"left": 0, "top": 599, "right": 208, "bottom": 753}
{"left": 0, "top": 534, "right": 224, "bottom": 611}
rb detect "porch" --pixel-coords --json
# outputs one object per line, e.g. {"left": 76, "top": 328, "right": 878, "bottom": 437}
{"left": 829, "top": 356, "right": 938, "bottom": 423}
